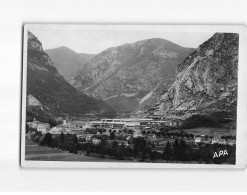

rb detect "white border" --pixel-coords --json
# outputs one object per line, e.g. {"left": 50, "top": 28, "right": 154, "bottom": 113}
{"left": 21, "top": 24, "right": 247, "bottom": 169}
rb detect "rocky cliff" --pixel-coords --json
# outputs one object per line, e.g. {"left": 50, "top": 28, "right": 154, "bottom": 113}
{"left": 26, "top": 32, "right": 115, "bottom": 122}
{"left": 70, "top": 38, "right": 194, "bottom": 113}
{"left": 155, "top": 33, "right": 239, "bottom": 126}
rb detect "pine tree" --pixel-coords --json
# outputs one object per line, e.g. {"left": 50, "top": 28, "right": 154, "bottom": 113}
{"left": 163, "top": 142, "right": 172, "bottom": 160}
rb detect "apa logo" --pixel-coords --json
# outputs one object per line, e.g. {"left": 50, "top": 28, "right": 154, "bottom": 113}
{"left": 213, "top": 150, "right": 228, "bottom": 158}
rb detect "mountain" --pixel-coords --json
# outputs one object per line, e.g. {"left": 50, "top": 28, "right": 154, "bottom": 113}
{"left": 45, "top": 46, "right": 95, "bottom": 81}
{"left": 26, "top": 32, "right": 115, "bottom": 122}
{"left": 70, "top": 38, "right": 194, "bottom": 113}
{"left": 78, "top": 53, "right": 96, "bottom": 64}
{"left": 154, "top": 33, "right": 239, "bottom": 127}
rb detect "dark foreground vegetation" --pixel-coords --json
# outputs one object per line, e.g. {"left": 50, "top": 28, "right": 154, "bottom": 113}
{"left": 28, "top": 129, "right": 236, "bottom": 164}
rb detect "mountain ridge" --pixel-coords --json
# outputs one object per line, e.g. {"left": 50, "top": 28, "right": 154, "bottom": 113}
{"left": 153, "top": 33, "right": 238, "bottom": 127}
{"left": 70, "top": 38, "right": 195, "bottom": 113}
{"left": 26, "top": 31, "right": 115, "bottom": 122}
{"left": 45, "top": 46, "right": 95, "bottom": 81}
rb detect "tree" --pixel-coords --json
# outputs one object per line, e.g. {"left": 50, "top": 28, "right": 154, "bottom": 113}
{"left": 110, "top": 131, "right": 115, "bottom": 140}
{"left": 97, "top": 139, "right": 108, "bottom": 157}
{"left": 141, "top": 148, "right": 148, "bottom": 161}
{"left": 40, "top": 132, "right": 52, "bottom": 146}
{"left": 116, "top": 143, "right": 125, "bottom": 160}
{"left": 48, "top": 119, "right": 57, "bottom": 128}
{"left": 124, "top": 146, "right": 133, "bottom": 159}
{"left": 173, "top": 139, "right": 180, "bottom": 160}
{"left": 26, "top": 123, "right": 30, "bottom": 133}
{"left": 72, "top": 134, "right": 78, "bottom": 154}
{"left": 60, "top": 132, "right": 65, "bottom": 144}
{"left": 112, "top": 141, "right": 119, "bottom": 158}
{"left": 179, "top": 140, "right": 187, "bottom": 161}
{"left": 182, "top": 115, "right": 219, "bottom": 129}
{"left": 133, "top": 137, "right": 147, "bottom": 158}
{"left": 163, "top": 142, "right": 172, "bottom": 160}
{"left": 85, "top": 143, "right": 92, "bottom": 156}
{"left": 73, "top": 134, "right": 78, "bottom": 144}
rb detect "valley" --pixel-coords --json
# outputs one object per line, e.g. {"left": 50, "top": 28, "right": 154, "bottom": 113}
{"left": 24, "top": 30, "right": 238, "bottom": 164}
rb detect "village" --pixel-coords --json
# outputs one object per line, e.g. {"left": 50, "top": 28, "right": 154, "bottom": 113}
{"left": 26, "top": 115, "right": 236, "bottom": 163}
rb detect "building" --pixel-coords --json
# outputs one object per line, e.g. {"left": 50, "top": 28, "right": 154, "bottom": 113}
{"left": 91, "top": 138, "right": 101, "bottom": 145}
{"left": 101, "top": 118, "right": 153, "bottom": 126}
{"left": 227, "top": 139, "right": 236, "bottom": 146}
{"left": 202, "top": 139, "right": 211, "bottom": 144}
{"left": 147, "top": 134, "right": 157, "bottom": 140}
{"left": 102, "top": 131, "right": 110, "bottom": 136}
{"left": 132, "top": 131, "right": 143, "bottom": 138}
{"left": 123, "top": 122, "right": 140, "bottom": 131}
{"left": 89, "top": 118, "right": 150, "bottom": 132}
{"left": 66, "top": 121, "right": 91, "bottom": 130}
{"left": 116, "top": 140, "right": 129, "bottom": 146}
{"left": 37, "top": 123, "right": 50, "bottom": 134}
{"left": 27, "top": 118, "right": 50, "bottom": 134}
{"left": 27, "top": 118, "right": 38, "bottom": 129}
{"left": 211, "top": 138, "right": 227, "bottom": 145}
{"left": 218, "top": 139, "right": 227, "bottom": 145}
{"left": 212, "top": 138, "right": 219, "bottom": 144}
{"left": 50, "top": 125, "right": 67, "bottom": 134}
{"left": 90, "top": 121, "right": 103, "bottom": 129}
{"left": 194, "top": 137, "right": 202, "bottom": 143}
{"left": 55, "top": 117, "right": 63, "bottom": 124}
{"left": 85, "top": 134, "right": 94, "bottom": 141}
{"left": 111, "top": 122, "right": 126, "bottom": 132}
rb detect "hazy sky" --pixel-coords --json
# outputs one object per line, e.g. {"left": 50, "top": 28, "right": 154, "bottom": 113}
{"left": 28, "top": 25, "right": 215, "bottom": 54}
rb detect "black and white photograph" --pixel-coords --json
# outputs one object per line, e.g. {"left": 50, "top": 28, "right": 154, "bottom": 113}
{"left": 21, "top": 25, "right": 246, "bottom": 168}
{"left": 1, "top": 0, "right": 247, "bottom": 192}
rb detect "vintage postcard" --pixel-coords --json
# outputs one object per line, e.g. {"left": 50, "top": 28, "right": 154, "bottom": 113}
{"left": 21, "top": 24, "right": 247, "bottom": 168}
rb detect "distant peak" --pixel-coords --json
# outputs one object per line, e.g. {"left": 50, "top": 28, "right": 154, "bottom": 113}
{"left": 134, "top": 38, "right": 183, "bottom": 47}
{"left": 45, "top": 46, "right": 78, "bottom": 54}
{"left": 78, "top": 52, "right": 96, "bottom": 56}
{"left": 55, "top": 46, "right": 73, "bottom": 51}
{"left": 57, "top": 46, "right": 70, "bottom": 49}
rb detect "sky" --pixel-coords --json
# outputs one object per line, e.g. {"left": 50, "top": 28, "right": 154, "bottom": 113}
{"left": 28, "top": 25, "right": 215, "bottom": 54}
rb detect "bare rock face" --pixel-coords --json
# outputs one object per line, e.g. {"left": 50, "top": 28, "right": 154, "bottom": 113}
{"left": 27, "top": 94, "right": 42, "bottom": 107}
{"left": 26, "top": 31, "right": 115, "bottom": 121}
{"left": 28, "top": 32, "right": 43, "bottom": 52}
{"left": 71, "top": 38, "right": 194, "bottom": 113}
{"left": 155, "top": 33, "right": 239, "bottom": 124}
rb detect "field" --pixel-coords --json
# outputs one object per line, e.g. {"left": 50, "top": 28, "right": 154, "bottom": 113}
{"left": 25, "top": 139, "right": 133, "bottom": 162}
{"left": 168, "top": 127, "right": 236, "bottom": 138}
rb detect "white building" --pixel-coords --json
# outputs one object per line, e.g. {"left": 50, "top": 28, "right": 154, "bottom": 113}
{"left": 227, "top": 139, "right": 236, "bottom": 146}
{"left": 37, "top": 123, "right": 50, "bottom": 134}
{"left": 91, "top": 138, "right": 101, "bottom": 145}
{"left": 50, "top": 125, "right": 66, "bottom": 134}
{"left": 212, "top": 138, "right": 219, "bottom": 144}
{"left": 218, "top": 139, "right": 227, "bottom": 145}
{"left": 27, "top": 118, "right": 50, "bottom": 134}
{"left": 194, "top": 137, "right": 202, "bottom": 143}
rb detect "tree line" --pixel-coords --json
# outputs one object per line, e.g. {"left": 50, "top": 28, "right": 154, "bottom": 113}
{"left": 28, "top": 129, "right": 236, "bottom": 164}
